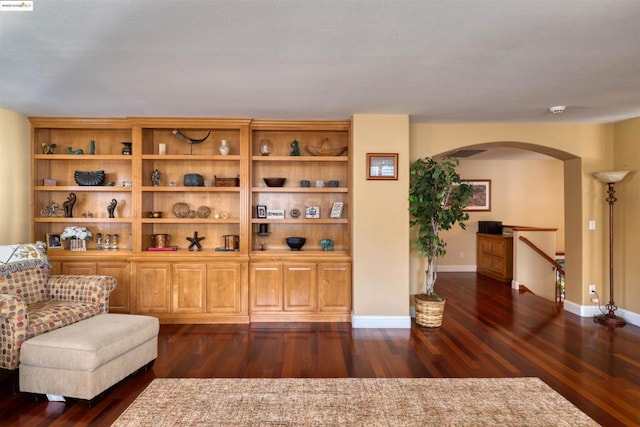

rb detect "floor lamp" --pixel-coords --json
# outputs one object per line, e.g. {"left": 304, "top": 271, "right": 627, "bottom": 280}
{"left": 593, "top": 170, "right": 631, "bottom": 328}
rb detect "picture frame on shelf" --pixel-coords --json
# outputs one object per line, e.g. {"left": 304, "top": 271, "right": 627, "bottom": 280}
{"left": 266, "top": 209, "right": 285, "bottom": 219}
{"left": 463, "top": 179, "right": 491, "bottom": 211}
{"left": 367, "top": 153, "right": 398, "bottom": 180}
{"left": 46, "top": 233, "right": 63, "bottom": 250}
{"left": 305, "top": 205, "right": 320, "bottom": 219}
{"left": 330, "top": 202, "right": 344, "bottom": 218}
{"left": 256, "top": 205, "right": 267, "bottom": 219}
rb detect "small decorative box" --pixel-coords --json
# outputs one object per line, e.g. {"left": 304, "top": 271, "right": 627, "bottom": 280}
{"left": 43, "top": 179, "right": 57, "bottom": 186}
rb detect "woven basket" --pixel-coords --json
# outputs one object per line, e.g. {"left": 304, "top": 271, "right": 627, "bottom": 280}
{"left": 415, "top": 294, "right": 445, "bottom": 327}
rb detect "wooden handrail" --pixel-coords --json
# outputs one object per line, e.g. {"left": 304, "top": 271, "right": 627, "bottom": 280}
{"left": 518, "top": 236, "right": 565, "bottom": 275}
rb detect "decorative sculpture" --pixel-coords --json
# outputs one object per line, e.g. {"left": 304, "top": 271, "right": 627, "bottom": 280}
{"left": 172, "top": 129, "right": 212, "bottom": 155}
{"left": 187, "top": 231, "right": 205, "bottom": 251}
{"left": 41, "top": 143, "right": 57, "bottom": 154}
{"left": 152, "top": 169, "right": 161, "bottom": 187}
{"left": 63, "top": 193, "right": 77, "bottom": 218}
{"left": 290, "top": 140, "right": 300, "bottom": 156}
{"left": 107, "top": 199, "right": 117, "bottom": 218}
{"left": 66, "top": 147, "right": 84, "bottom": 155}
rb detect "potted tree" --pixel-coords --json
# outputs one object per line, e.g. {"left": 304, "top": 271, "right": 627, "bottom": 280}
{"left": 409, "top": 157, "right": 473, "bottom": 327}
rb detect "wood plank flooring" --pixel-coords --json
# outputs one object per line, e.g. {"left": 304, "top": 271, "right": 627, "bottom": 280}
{"left": 1, "top": 272, "right": 639, "bottom": 426}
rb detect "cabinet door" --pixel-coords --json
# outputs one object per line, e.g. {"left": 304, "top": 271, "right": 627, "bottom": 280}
{"left": 62, "top": 262, "right": 97, "bottom": 276}
{"left": 172, "top": 264, "right": 206, "bottom": 314}
{"left": 97, "top": 262, "right": 130, "bottom": 314}
{"left": 250, "top": 263, "right": 283, "bottom": 311}
{"left": 135, "top": 263, "right": 171, "bottom": 313}
{"left": 206, "top": 263, "right": 243, "bottom": 314}
{"left": 318, "top": 263, "right": 351, "bottom": 312}
{"left": 283, "top": 263, "right": 316, "bottom": 311}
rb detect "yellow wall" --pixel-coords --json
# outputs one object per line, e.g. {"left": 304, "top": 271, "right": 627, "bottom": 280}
{"left": 613, "top": 117, "right": 640, "bottom": 313}
{"left": 352, "top": 115, "right": 410, "bottom": 321}
{"left": 0, "top": 108, "right": 31, "bottom": 244}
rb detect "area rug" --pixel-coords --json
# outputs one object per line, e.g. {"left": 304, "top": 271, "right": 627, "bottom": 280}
{"left": 112, "top": 377, "right": 598, "bottom": 426}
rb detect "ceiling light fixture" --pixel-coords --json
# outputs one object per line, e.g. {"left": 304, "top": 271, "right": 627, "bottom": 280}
{"left": 549, "top": 106, "right": 566, "bottom": 114}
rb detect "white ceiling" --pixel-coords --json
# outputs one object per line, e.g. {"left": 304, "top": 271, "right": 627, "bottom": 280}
{"left": 1, "top": 0, "right": 639, "bottom": 123}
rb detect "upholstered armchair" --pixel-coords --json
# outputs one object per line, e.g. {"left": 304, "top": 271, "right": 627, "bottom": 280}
{"left": 0, "top": 244, "right": 116, "bottom": 378}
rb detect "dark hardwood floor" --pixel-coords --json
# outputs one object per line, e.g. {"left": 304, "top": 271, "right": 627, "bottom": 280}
{"left": 1, "top": 272, "right": 639, "bottom": 426}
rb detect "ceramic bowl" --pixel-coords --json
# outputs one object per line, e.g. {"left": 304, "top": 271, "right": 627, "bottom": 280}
{"left": 264, "top": 177, "right": 287, "bottom": 187}
{"left": 285, "top": 237, "right": 306, "bottom": 251}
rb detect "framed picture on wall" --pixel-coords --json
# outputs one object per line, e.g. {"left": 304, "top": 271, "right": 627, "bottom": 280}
{"left": 463, "top": 180, "right": 491, "bottom": 211}
{"left": 367, "top": 153, "right": 398, "bottom": 180}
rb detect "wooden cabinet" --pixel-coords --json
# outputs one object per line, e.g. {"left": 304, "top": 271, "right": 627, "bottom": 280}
{"left": 476, "top": 233, "right": 513, "bottom": 283}
{"left": 318, "top": 263, "right": 351, "bottom": 312}
{"left": 134, "top": 260, "right": 248, "bottom": 322}
{"left": 31, "top": 117, "right": 350, "bottom": 324}
{"left": 250, "top": 258, "right": 350, "bottom": 322}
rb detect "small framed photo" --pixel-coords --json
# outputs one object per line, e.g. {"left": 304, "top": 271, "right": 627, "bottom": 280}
{"left": 305, "top": 205, "right": 320, "bottom": 219}
{"left": 46, "top": 233, "right": 63, "bottom": 250}
{"left": 266, "top": 209, "right": 285, "bottom": 219}
{"left": 464, "top": 180, "right": 491, "bottom": 211}
{"left": 330, "top": 202, "right": 344, "bottom": 219}
{"left": 367, "top": 153, "right": 398, "bottom": 180}
{"left": 256, "top": 205, "right": 267, "bottom": 219}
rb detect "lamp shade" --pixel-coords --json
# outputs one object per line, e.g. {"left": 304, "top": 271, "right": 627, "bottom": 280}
{"left": 593, "top": 170, "right": 631, "bottom": 184}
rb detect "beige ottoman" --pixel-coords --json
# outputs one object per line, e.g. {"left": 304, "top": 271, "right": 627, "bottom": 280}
{"left": 19, "top": 313, "right": 159, "bottom": 401}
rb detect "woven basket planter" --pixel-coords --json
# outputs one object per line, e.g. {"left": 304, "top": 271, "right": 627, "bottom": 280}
{"left": 415, "top": 294, "right": 445, "bottom": 327}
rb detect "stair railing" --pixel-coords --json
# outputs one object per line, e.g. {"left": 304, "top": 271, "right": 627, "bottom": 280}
{"left": 518, "top": 236, "right": 565, "bottom": 303}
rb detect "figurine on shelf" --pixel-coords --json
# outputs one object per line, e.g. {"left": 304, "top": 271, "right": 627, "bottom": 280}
{"left": 96, "top": 233, "right": 103, "bottom": 250}
{"left": 290, "top": 140, "right": 300, "bottom": 156}
{"left": 107, "top": 199, "right": 118, "bottom": 218}
{"left": 111, "top": 234, "right": 118, "bottom": 250}
{"left": 90, "top": 140, "right": 95, "bottom": 155}
{"left": 41, "top": 143, "right": 57, "bottom": 154}
{"left": 104, "top": 234, "right": 111, "bottom": 250}
{"left": 63, "top": 192, "right": 77, "bottom": 218}
{"left": 66, "top": 147, "right": 84, "bottom": 155}
{"left": 187, "top": 231, "right": 205, "bottom": 251}
{"left": 152, "top": 169, "right": 161, "bottom": 187}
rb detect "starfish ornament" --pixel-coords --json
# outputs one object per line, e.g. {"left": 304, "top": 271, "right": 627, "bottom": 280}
{"left": 187, "top": 231, "right": 205, "bottom": 251}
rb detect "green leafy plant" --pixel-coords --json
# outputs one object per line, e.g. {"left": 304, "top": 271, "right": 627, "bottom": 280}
{"left": 409, "top": 157, "right": 473, "bottom": 299}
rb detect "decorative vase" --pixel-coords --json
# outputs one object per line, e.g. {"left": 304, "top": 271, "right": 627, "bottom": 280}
{"left": 259, "top": 139, "right": 271, "bottom": 156}
{"left": 219, "top": 139, "right": 230, "bottom": 155}
{"left": 69, "top": 239, "right": 86, "bottom": 252}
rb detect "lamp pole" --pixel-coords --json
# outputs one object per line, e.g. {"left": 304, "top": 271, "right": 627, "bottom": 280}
{"left": 593, "top": 171, "right": 631, "bottom": 328}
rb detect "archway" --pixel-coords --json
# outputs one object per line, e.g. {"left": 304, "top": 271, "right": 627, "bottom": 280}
{"left": 433, "top": 141, "right": 582, "bottom": 305}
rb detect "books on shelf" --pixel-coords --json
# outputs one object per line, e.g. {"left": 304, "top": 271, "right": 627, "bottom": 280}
{"left": 147, "top": 246, "right": 178, "bottom": 252}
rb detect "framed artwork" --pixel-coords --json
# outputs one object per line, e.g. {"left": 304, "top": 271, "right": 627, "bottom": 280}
{"left": 46, "top": 233, "right": 63, "bottom": 249}
{"left": 464, "top": 180, "right": 491, "bottom": 211}
{"left": 367, "top": 153, "right": 398, "bottom": 180}
{"left": 330, "top": 202, "right": 344, "bottom": 219}
{"left": 256, "top": 205, "right": 267, "bottom": 219}
{"left": 305, "top": 205, "right": 320, "bottom": 219}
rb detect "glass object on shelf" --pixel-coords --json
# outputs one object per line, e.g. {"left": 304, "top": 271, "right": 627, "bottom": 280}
{"left": 111, "top": 234, "right": 118, "bottom": 250}
{"left": 259, "top": 139, "right": 271, "bottom": 156}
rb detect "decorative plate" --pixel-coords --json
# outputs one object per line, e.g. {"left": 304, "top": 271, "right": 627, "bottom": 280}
{"left": 74, "top": 170, "right": 106, "bottom": 186}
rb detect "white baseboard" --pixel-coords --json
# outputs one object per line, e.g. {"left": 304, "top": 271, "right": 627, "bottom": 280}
{"left": 438, "top": 265, "right": 476, "bottom": 272}
{"left": 351, "top": 315, "right": 411, "bottom": 329}
{"left": 564, "top": 299, "right": 640, "bottom": 327}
